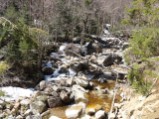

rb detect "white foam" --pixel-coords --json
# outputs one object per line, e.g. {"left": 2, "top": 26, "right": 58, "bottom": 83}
{"left": 0, "top": 86, "right": 35, "bottom": 101}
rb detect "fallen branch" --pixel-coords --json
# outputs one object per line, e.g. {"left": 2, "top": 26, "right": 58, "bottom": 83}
{"left": 108, "top": 73, "right": 118, "bottom": 119}
{"left": 146, "top": 78, "right": 158, "bottom": 97}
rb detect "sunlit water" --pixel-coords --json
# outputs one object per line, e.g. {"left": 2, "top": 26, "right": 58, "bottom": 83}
{"left": 47, "top": 80, "right": 121, "bottom": 119}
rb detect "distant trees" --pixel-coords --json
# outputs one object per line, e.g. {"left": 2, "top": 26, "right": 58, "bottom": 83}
{"left": 0, "top": 0, "right": 132, "bottom": 80}
{"left": 1, "top": 0, "right": 132, "bottom": 38}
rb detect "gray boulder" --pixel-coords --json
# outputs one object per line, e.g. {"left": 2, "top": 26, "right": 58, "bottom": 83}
{"left": 47, "top": 96, "right": 63, "bottom": 108}
{"left": 103, "top": 54, "right": 122, "bottom": 66}
{"left": 72, "top": 85, "right": 88, "bottom": 103}
{"left": 60, "top": 90, "right": 72, "bottom": 103}
{"left": 49, "top": 116, "right": 62, "bottom": 119}
{"left": 74, "top": 78, "right": 89, "bottom": 88}
{"left": 65, "top": 102, "right": 86, "bottom": 119}
{"left": 39, "top": 80, "right": 47, "bottom": 90}
{"left": 26, "top": 114, "right": 42, "bottom": 119}
{"left": 30, "top": 100, "right": 47, "bottom": 114}
{"left": 42, "top": 67, "right": 54, "bottom": 75}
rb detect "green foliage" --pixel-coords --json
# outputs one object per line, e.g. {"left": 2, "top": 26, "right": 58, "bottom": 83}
{"left": 125, "top": 27, "right": 159, "bottom": 64}
{"left": 85, "top": 0, "right": 93, "bottom": 6}
{"left": 125, "top": 0, "right": 159, "bottom": 26}
{"left": 0, "top": 90, "right": 5, "bottom": 97}
{"left": 128, "top": 63, "right": 151, "bottom": 95}
{"left": 4, "top": 4, "right": 29, "bottom": 24}
{"left": 0, "top": 17, "right": 40, "bottom": 78}
{"left": 4, "top": 21, "right": 37, "bottom": 63}
{"left": 128, "top": 58, "right": 159, "bottom": 95}
{"left": 4, "top": 5, "right": 19, "bottom": 23}
{"left": 0, "top": 61, "right": 9, "bottom": 76}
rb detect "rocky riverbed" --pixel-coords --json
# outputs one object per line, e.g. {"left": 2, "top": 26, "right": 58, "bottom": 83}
{"left": 0, "top": 31, "right": 129, "bottom": 119}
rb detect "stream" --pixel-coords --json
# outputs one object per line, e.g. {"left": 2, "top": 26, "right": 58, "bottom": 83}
{"left": 0, "top": 31, "right": 129, "bottom": 119}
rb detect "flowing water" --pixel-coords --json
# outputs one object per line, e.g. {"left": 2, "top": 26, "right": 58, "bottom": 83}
{"left": 46, "top": 80, "right": 121, "bottom": 119}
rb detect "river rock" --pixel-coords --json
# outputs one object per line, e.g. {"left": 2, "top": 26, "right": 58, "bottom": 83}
{"left": 104, "top": 54, "right": 115, "bottom": 66}
{"left": 71, "top": 61, "right": 88, "bottom": 72}
{"left": 74, "top": 78, "right": 89, "bottom": 88}
{"left": 103, "top": 54, "right": 122, "bottom": 66}
{"left": 50, "top": 52, "right": 60, "bottom": 60}
{"left": 97, "top": 55, "right": 108, "bottom": 66}
{"left": 86, "top": 108, "right": 95, "bottom": 116}
{"left": 108, "top": 113, "right": 115, "bottom": 119}
{"left": 0, "top": 100, "right": 5, "bottom": 108}
{"left": 86, "top": 41, "right": 102, "bottom": 54}
{"left": 44, "top": 86, "right": 54, "bottom": 94}
{"left": 49, "top": 116, "right": 62, "bottom": 119}
{"left": 30, "top": 100, "right": 47, "bottom": 114}
{"left": 26, "top": 114, "right": 42, "bottom": 119}
{"left": 20, "top": 99, "right": 30, "bottom": 106}
{"left": 65, "top": 78, "right": 74, "bottom": 86}
{"left": 36, "top": 95, "right": 48, "bottom": 102}
{"left": 11, "top": 102, "right": 20, "bottom": 115}
{"left": 59, "top": 43, "right": 81, "bottom": 56}
{"left": 101, "top": 37, "right": 122, "bottom": 48}
{"left": 47, "top": 96, "right": 63, "bottom": 108}
{"left": 72, "top": 37, "right": 81, "bottom": 43}
{"left": 81, "top": 115, "right": 91, "bottom": 119}
{"left": 72, "top": 85, "right": 88, "bottom": 102}
{"left": 114, "top": 103, "right": 122, "bottom": 109}
{"left": 0, "top": 55, "right": 4, "bottom": 61}
{"left": 65, "top": 102, "right": 86, "bottom": 119}
{"left": 95, "top": 110, "right": 107, "bottom": 119}
{"left": 39, "top": 80, "right": 47, "bottom": 90}
{"left": 60, "top": 90, "right": 72, "bottom": 103}
{"left": 24, "top": 109, "right": 32, "bottom": 116}
{"left": 42, "top": 67, "right": 54, "bottom": 75}
{"left": 0, "top": 112, "right": 5, "bottom": 118}
{"left": 16, "top": 115, "right": 23, "bottom": 119}
{"left": 52, "top": 85, "right": 61, "bottom": 92}
{"left": 122, "top": 42, "right": 129, "bottom": 50}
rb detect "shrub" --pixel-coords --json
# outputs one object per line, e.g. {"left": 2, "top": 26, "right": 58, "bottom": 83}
{"left": 125, "top": 27, "right": 159, "bottom": 64}
{"left": 0, "top": 17, "right": 42, "bottom": 79}
{"left": 128, "top": 59, "right": 159, "bottom": 95}
{"left": 0, "top": 61, "right": 9, "bottom": 75}
{"left": 0, "top": 90, "right": 5, "bottom": 97}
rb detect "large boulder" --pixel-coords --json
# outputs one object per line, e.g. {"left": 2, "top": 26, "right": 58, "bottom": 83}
{"left": 42, "top": 67, "right": 54, "bottom": 75}
{"left": 71, "top": 61, "right": 88, "bottom": 72}
{"left": 86, "top": 41, "right": 102, "bottom": 54}
{"left": 95, "top": 110, "right": 107, "bottom": 119}
{"left": 72, "top": 85, "right": 88, "bottom": 103}
{"left": 103, "top": 54, "right": 122, "bottom": 66}
{"left": 59, "top": 43, "right": 81, "bottom": 56}
{"left": 26, "top": 114, "right": 42, "bottom": 119}
{"left": 60, "top": 90, "right": 72, "bottom": 104}
{"left": 49, "top": 116, "right": 62, "bottom": 119}
{"left": 65, "top": 102, "right": 86, "bottom": 119}
{"left": 81, "top": 115, "right": 92, "bottom": 119}
{"left": 47, "top": 96, "right": 63, "bottom": 108}
{"left": 100, "top": 37, "right": 122, "bottom": 48}
{"left": 30, "top": 100, "right": 47, "bottom": 114}
{"left": 16, "top": 115, "right": 23, "bottom": 119}
{"left": 74, "top": 78, "right": 89, "bottom": 88}
{"left": 50, "top": 52, "right": 60, "bottom": 60}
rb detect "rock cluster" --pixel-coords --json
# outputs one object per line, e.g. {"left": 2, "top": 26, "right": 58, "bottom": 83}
{"left": 0, "top": 33, "right": 129, "bottom": 119}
